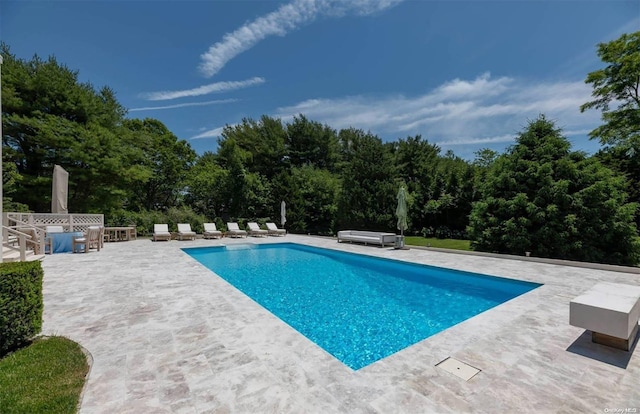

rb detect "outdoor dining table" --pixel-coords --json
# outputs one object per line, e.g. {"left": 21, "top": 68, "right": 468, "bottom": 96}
{"left": 47, "top": 231, "right": 84, "bottom": 254}
{"left": 104, "top": 226, "right": 136, "bottom": 242}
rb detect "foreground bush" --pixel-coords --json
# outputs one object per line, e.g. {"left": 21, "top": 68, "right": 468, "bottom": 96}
{"left": 0, "top": 261, "right": 43, "bottom": 356}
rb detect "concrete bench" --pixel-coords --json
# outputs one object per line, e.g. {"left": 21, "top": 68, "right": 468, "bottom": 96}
{"left": 337, "top": 230, "right": 396, "bottom": 247}
{"left": 570, "top": 282, "right": 640, "bottom": 351}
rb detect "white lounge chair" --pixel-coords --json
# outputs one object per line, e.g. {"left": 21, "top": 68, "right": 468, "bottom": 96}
{"left": 177, "top": 223, "right": 197, "bottom": 240}
{"left": 247, "top": 222, "right": 268, "bottom": 237}
{"left": 153, "top": 224, "right": 172, "bottom": 241}
{"left": 266, "top": 222, "right": 286, "bottom": 236}
{"left": 203, "top": 223, "right": 222, "bottom": 239}
{"left": 226, "top": 222, "right": 247, "bottom": 238}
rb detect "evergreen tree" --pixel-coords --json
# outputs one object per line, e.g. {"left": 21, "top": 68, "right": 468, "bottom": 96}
{"left": 468, "top": 115, "right": 640, "bottom": 265}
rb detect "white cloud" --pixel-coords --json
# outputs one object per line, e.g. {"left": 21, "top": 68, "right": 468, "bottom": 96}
{"left": 271, "top": 73, "right": 599, "bottom": 148}
{"left": 141, "top": 77, "right": 265, "bottom": 101}
{"left": 432, "top": 72, "right": 512, "bottom": 101}
{"left": 563, "top": 128, "right": 593, "bottom": 137}
{"left": 193, "top": 73, "right": 601, "bottom": 152}
{"left": 129, "top": 99, "right": 238, "bottom": 112}
{"left": 199, "top": 0, "right": 404, "bottom": 77}
{"left": 434, "top": 134, "right": 515, "bottom": 147}
{"left": 191, "top": 126, "right": 226, "bottom": 140}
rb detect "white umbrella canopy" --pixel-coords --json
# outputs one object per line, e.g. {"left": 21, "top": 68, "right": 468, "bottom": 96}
{"left": 281, "top": 201, "right": 286, "bottom": 227}
{"left": 396, "top": 186, "right": 408, "bottom": 236}
{"left": 51, "top": 164, "right": 69, "bottom": 214}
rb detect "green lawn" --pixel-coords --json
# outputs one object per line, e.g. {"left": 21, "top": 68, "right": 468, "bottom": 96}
{"left": 0, "top": 336, "right": 89, "bottom": 414}
{"left": 404, "top": 236, "right": 471, "bottom": 251}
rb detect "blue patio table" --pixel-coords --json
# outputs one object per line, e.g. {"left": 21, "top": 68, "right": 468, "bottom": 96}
{"left": 46, "top": 231, "right": 84, "bottom": 254}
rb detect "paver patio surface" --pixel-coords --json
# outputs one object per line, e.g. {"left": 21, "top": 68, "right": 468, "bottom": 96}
{"left": 41, "top": 235, "right": 640, "bottom": 413}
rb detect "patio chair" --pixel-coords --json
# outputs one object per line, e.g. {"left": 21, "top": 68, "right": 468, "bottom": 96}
{"left": 203, "top": 223, "right": 222, "bottom": 239}
{"left": 266, "top": 222, "right": 286, "bottom": 236}
{"left": 177, "top": 223, "right": 197, "bottom": 240}
{"left": 20, "top": 227, "right": 52, "bottom": 255}
{"left": 72, "top": 226, "right": 101, "bottom": 253}
{"left": 226, "top": 222, "right": 248, "bottom": 238}
{"left": 247, "top": 222, "right": 268, "bottom": 237}
{"left": 153, "top": 224, "right": 172, "bottom": 241}
{"left": 97, "top": 225, "right": 105, "bottom": 248}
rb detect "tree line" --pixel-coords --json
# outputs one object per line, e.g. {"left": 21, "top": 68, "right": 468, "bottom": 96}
{"left": 1, "top": 31, "right": 639, "bottom": 265}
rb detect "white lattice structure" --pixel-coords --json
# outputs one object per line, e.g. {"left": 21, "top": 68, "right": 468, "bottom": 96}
{"left": 4, "top": 212, "right": 104, "bottom": 233}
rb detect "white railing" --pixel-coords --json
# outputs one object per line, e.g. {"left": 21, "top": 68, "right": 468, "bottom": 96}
{"left": 3, "top": 217, "right": 46, "bottom": 255}
{"left": 2, "top": 226, "right": 31, "bottom": 261}
{"left": 3, "top": 212, "right": 104, "bottom": 233}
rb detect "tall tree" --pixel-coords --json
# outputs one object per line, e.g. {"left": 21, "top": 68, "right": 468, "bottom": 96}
{"left": 581, "top": 32, "right": 640, "bottom": 228}
{"left": 184, "top": 152, "right": 229, "bottom": 218}
{"left": 1, "top": 43, "right": 134, "bottom": 213}
{"left": 336, "top": 128, "right": 396, "bottom": 231}
{"left": 286, "top": 115, "right": 340, "bottom": 171}
{"left": 122, "top": 118, "right": 196, "bottom": 212}
{"left": 285, "top": 165, "right": 340, "bottom": 235}
{"left": 580, "top": 31, "right": 640, "bottom": 148}
{"left": 218, "top": 116, "right": 287, "bottom": 180}
{"left": 391, "top": 136, "right": 439, "bottom": 233}
{"left": 468, "top": 115, "right": 640, "bottom": 265}
{"left": 424, "top": 154, "right": 476, "bottom": 237}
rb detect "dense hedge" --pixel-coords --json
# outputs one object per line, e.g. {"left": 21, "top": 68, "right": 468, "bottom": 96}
{"left": 105, "top": 206, "right": 278, "bottom": 236}
{"left": 106, "top": 206, "right": 209, "bottom": 236}
{"left": 0, "top": 261, "right": 44, "bottom": 356}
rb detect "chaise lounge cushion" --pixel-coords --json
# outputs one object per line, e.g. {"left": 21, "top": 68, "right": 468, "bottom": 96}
{"left": 177, "top": 223, "right": 197, "bottom": 240}
{"left": 153, "top": 224, "right": 172, "bottom": 241}
{"left": 203, "top": 223, "right": 222, "bottom": 239}
{"left": 337, "top": 230, "right": 396, "bottom": 246}
{"left": 247, "top": 222, "right": 268, "bottom": 237}
{"left": 226, "top": 222, "right": 248, "bottom": 238}
{"left": 266, "top": 222, "right": 286, "bottom": 236}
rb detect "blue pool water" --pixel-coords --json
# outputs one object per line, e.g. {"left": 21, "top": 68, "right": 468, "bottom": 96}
{"left": 184, "top": 243, "right": 540, "bottom": 370}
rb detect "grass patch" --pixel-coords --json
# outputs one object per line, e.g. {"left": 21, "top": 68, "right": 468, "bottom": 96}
{"left": 0, "top": 336, "right": 89, "bottom": 414}
{"left": 405, "top": 236, "right": 471, "bottom": 251}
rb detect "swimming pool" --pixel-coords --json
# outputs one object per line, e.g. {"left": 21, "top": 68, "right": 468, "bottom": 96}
{"left": 184, "top": 243, "right": 541, "bottom": 370}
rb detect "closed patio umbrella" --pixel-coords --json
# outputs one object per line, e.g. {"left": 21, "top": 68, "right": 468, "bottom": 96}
{"left": 396, "top": 186, "right": 408, "bottom": 237}
{"left": 281, "top": 201, "right": 286, "bottom": 227}
{"left": 51, "top": 165, "right": 69, "bottom": 214}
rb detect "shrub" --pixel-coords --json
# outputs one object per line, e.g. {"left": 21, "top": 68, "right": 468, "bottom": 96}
{"left": 0, "top": 261, "right": 44, "bottom": 356}
{"left": 214, "top": 217, "right": 226, "bottom": 232}
{"left": 165, "top": 206, "right": 208, "bottom": 234}
{"left": 450, "top": 229, "right": 468, "bottom": 240}
{"left": 106, "top": 207, "right": 208, "bottom": 235}
{"left": 434, "top": 226, "right": 452, "bottom": 239}
{"left": 421, "top": 227, "right": 435, "bottom": 238}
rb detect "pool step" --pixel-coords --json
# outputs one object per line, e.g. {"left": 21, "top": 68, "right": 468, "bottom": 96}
{"left": 224, "top": 243, "right": 256, "bottom": 251}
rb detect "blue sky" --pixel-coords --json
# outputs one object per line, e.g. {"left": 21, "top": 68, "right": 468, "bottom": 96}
{"left": 2, "top": 0, "right": 638, "bottom": 159}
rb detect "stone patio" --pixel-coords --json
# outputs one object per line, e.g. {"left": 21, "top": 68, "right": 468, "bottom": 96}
{"left": 40, "top": 235, "right": 640, "bottom": 413}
